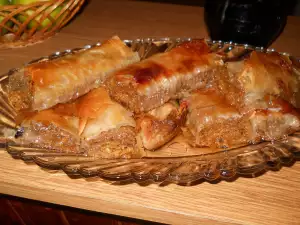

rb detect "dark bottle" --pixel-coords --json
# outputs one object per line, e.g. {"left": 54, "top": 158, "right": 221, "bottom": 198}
{"left": 204, "top": 0, "right": 289, "bottom": 47}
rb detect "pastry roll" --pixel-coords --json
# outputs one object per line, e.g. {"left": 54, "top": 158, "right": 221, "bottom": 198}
{"left": 106, "top": 39, "right": 223, "bottom": 113}
{"left": 136, "top": 100, "right": 187, "bottom": 150}
{"left": 214, "top": 51, "right": 300, "bottom": 113}
{"left": 18, "top": 87, "right": 143, "bottom": 158}
{"left": 183, "top": 89, "right": 300, "bottom": 148}
{"left": 8, "top": 36, "right": 140, "bottom": 112}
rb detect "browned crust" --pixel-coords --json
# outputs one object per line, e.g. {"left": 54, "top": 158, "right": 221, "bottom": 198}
{"left": 181, "top": 87, "right": 300, "bottom": 149}
{"left": 113, "top": 39, "right": 212, "bottom": 86}
{"left": 136, "top": 102, "right": 187, "bottom": 150}
{"left": 107, "top": 39, "right": 223, "bottom": 113}
{"left": 214, "top": 51, "right": 300, "bottom": 113}
{"left": 108, "top": 63, "right": 220, "bottom": 113}
{"left": 8, "top": 36, "right": 139, "bottom": 112}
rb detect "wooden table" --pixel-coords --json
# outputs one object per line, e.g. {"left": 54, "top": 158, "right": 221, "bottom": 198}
{"left": 0, "top": 1, "right": 300, "bottom": 224}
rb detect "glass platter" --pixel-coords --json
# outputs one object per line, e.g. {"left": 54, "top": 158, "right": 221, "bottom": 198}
{"left": 0, "top": 37, "right": 299, "bottom": 186}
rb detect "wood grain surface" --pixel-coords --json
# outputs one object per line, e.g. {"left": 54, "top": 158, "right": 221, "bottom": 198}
{"left": 0, "top": 1, "right": 300, "bottom": 225}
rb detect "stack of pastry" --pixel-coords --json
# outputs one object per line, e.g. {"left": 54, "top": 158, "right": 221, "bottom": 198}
{"left": 6, "top": 36, "right": 300, "bottom": 158}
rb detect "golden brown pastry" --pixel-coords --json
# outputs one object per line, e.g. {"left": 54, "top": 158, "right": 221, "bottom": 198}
{"left": 8, "top": 36, "right": 140, "bottom": 112}
{"left": 136, "top": 100, "right": 187, "bottom": 150}
{"left": 76, "top": 88, "right": 140, "bottom": 158}
{"left": 106, "top": 39, "right": 224, "bottom": 113}
{"left": 19, "top": 87, "right": 143, "bottom": 158}
{"left": 19, "top": 109, "right": 81, "bottom": 153}
{"left": 183, "top": 88, "right": 300, "bottom": 148}
{"left": 181, "top": 51, "right": 300, "bottom": 148}
{"left": 6, "top": 39, "right": 300, "bottom": 155}
{"left": 214, "top": 51, "right": 300, "bottom": 113}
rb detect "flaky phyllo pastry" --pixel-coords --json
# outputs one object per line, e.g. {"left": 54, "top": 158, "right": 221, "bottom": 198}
{"left": 18, "top": 87, "right": 143, "bottom": 159}
{"left": 106, "top": 39, "right": 224, "bottom": 113}
{"left": 7, "top": 36, "right": 140, "bottom": 112}
{"left": 182, "top": 88, "right": 300, "bottom": 148}
{"left": 6, "top": 37, "right": 300, "bottom": 158}
{"left": 182, "top": 51, "right": 300, "bottom": 148}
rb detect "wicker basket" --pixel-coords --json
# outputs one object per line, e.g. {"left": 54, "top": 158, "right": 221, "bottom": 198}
{"left": 0, "top": 0, "right": 85, "bottom": 48}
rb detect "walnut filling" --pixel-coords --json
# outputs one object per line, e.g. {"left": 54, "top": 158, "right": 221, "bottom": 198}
{"left": 88, "top": 126, "right": 143, "bottom": 159}
{"left": 107, "top": 39, "right": 223, "bottom": 113}
{"left": 7, "top": 36, "right": 140, "bottom": 112}
{"left": 19, "top": 121, "right": 83, "bottom": 153}
{"left": 183, "top": 88, "right": 300, "bottom": 149}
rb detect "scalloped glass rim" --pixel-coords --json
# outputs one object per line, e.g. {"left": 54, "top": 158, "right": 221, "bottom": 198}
{"left": 0, "top": 37, "right": 300, "bottom": 186}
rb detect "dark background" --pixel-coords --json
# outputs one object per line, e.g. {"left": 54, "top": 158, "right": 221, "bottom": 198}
{"left": 136, "top": 0, "right": 300, "bottom": 16}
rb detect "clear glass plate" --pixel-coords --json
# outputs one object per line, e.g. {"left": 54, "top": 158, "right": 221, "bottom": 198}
{"left": 0, "top": 38, "right": 300, "bottom": 186}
